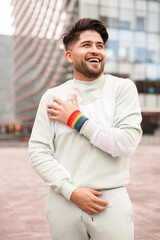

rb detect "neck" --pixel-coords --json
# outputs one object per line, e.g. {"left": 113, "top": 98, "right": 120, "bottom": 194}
{"left": 74, "top": 72, "right": 103, "bottom": 82}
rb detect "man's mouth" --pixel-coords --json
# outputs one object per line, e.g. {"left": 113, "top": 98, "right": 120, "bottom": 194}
{"left": 87, "top": 58, "right": 101, "bottom": 64}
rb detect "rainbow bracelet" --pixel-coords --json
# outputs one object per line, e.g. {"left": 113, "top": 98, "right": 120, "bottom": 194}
{"left": 67, "top": 110, "right": 88, "bottom": 132}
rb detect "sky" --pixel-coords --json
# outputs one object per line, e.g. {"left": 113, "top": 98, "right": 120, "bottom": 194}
{"left": 0, "top": 1, "right": 14, "bottom": 35}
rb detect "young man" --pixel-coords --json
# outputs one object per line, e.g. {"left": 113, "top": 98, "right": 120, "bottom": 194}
{"left": 29, "top": 18, "right": 142, "bottom": 240}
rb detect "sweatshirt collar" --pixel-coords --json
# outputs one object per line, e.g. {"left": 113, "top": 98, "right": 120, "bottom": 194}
{"left": 72, "top": 74, "right": 104, "bottom": 86}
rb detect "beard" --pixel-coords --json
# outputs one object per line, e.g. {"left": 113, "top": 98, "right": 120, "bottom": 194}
{"left": 74, "top": 59, "right": 105, "bottom": 79}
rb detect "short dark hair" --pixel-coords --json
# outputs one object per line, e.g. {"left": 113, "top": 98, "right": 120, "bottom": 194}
{"left": 62, "top": 18, "right": 109, "bottom": 50}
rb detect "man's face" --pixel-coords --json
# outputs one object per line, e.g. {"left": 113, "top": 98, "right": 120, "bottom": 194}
{"left": 66, "top": 30, "right": 106, "bottom": 81}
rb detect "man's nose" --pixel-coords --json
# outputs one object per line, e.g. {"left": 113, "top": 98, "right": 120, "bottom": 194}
{"left": 90, "top": 45, "right": 99, "bottom": 53}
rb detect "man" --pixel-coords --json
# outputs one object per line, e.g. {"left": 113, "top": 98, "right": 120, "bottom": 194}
{"left": 29, "top": 18, "right": 142, "bottom": 240}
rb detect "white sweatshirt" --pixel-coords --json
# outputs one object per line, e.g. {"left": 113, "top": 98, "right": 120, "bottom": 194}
{"left": 29, "top": 74, "right": 142, "bottom": 200}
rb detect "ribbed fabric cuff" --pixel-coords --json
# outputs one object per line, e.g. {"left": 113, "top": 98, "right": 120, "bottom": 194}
{"left": 60, "top": 181, "right": 77, "bottom": 200}
{"left": 79, "top": 118, "right": 98, "bottom": 139}
{"left": 67, "top": 110, "right": 89, "bottom": 132}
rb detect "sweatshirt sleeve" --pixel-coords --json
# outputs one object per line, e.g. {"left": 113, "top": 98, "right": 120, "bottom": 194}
{"left": 79, "top": 80, "right": 142, "bottom": 157}
{"left": 28, "top": 91, "right": 76, "bottom": 200}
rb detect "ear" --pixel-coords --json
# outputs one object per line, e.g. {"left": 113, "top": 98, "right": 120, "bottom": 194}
{"left": 65, "top": 50, "right": 73, "bottom": 64}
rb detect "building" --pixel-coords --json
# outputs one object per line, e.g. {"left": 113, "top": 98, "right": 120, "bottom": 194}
{"left": 0, "top": 34, "right": 15, "bottom": 134}
{"left": 12, "top": 0, "right": 78, "bottom": 136}
{"left": 11, "top": 0, "right": 160, "bottom": 135}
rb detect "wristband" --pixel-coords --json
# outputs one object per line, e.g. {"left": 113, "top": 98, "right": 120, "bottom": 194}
{"left": 67, "top": 110, "right": 88, "bottom": 132}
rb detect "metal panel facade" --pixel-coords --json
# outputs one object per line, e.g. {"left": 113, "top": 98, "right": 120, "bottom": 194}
{"left": 12, "top": 0, "right": 78, "bottom": 129}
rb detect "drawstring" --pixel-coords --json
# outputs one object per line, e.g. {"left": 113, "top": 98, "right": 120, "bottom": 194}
{"left": 80, "top": 210, "right": 83, "bottom": 221}
{"left": 81, "top": 211, "right": 94, "bottom": 222}
{"left": 91, "top": 215, "right": 94, "bottom": 222}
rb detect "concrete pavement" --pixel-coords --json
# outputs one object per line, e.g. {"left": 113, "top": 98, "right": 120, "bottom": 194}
{"left": 128, "top": 143, "right": 160, "bottom": 240}
{"left": 0, "top": 139, "right": 159, "bottom": 239}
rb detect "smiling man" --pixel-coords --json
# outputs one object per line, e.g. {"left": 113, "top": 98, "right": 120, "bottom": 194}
{"left": 29, "top": 18, "right": 142, "bottom": 240}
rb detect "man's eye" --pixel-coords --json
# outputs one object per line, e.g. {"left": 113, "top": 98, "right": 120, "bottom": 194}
{"left": 83, "top": 44, "right": 90, "bottom": 47}
{"left": 98, "top": 45, "right": 104, "bottom": 49}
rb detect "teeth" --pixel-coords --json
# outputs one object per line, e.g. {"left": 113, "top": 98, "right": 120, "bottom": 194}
{"left": 89, "top": 59, "right": 99, "bottom": 63}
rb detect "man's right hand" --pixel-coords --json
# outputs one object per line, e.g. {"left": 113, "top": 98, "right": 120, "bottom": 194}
{"left": 70, "top": 188, "right": 108, "bottom": 215}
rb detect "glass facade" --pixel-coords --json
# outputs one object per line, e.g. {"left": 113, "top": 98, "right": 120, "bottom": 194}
{"left": 79, "top": 0, "right": 160, "bottom": 107}
{"left": 12, "top": 0, "right": 78, "bottom": 128}
{"left": 79, "top": 0, "right": 160, "bottom": 80}
{"left": 78, "top": 0, "right": 160, "bottom": 133}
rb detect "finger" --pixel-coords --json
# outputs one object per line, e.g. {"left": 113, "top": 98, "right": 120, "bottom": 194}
{"left": 90, "top": 208, "right": 99, "bottom": 215}
{"left": 86, "top": 210, "right": 92, "bottom": 215}
{"left": 89, "top": 206, "right": 103, "bottom": 215}
{"left": 94, "top": 197, "right": 108, "bottom": 206}
{"left": 47, "top": 108, "right": 57, "bottom": 115}
{"left": 54, "top": 97, "right": 64, "bottom": 105}
{"left": 91, "top": 193, "right": 108, "bottom": 205}
{"left": 84, "top": 206, "right": 98, "bottom": 215}
{"left": 48, "top": 103, "right": 59, "bottom": 110}
{"left": 93, "top": 203, "right": 107, "bottom": 212}
{"left": 90, "top": 189, "right": 102, "bottom": 196}
{"left": 72, "top": 94, "right": 78, "bottom": 105}
{"left": 89, "top": 190, "right": 108, "bottom": 206}
{"left": 50, "top": 115, "right": 59, "bottom": 121}
{"left": 88, "top": 203, "right": 107, "bottom": 215}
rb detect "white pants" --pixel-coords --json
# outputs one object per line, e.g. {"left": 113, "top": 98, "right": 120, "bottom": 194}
{"left": 46, "top": 187, "right": 134, "bottom": 240}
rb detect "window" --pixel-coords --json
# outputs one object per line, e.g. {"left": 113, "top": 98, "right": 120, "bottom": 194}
{"left": 101, "top": 16, "right": 118, "bottom": 28}
{"left": 136, "top": 16, "right": 145, "bottom": 31}
{"left": 100, "top": 0, "right": 118, "bottom": 7}
{"left": 118, "top": 47, "right": 129, "bottom": 61}
{"left": 147, "top": 33, "right": 159, "bottom": 63}
{"left": 148, "top": 1, "right": 160, "bottom": 12}
{"left": 136, "top": 81, "right": 160, "bottom": 93}
{"left": 135, "top": 32, "right": 146, "bottom": 47}
{"left": 100, "top": 7, "right": 118, "bottom": 28}
{"left": 146, "top": 63, "right": 159, "bottom": 80}
{"left": 119, "top": 9, "right": 133, "bottom": 29}
{"left": 147, "top": 13, "right": 159, "bottom": 33}
{"left": 119, "top": 20, "right": 131, "bottom": 29}
{"left": 119, "top": 31, "right": 133, "bottom": 62}
{"left": 136, "top": 0, "right": 147, "bottom": 11}
{"left": 107, "top": 40, "right": 118, "bottom": 57}
{"left": 120, "top": 0, "right": 134, "bottom": 9}
{"left": 147, "top": 50, "right": 158, "bottom": 63}
{"left": 135, "top": 48, "right": 146, "bottom": 63}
